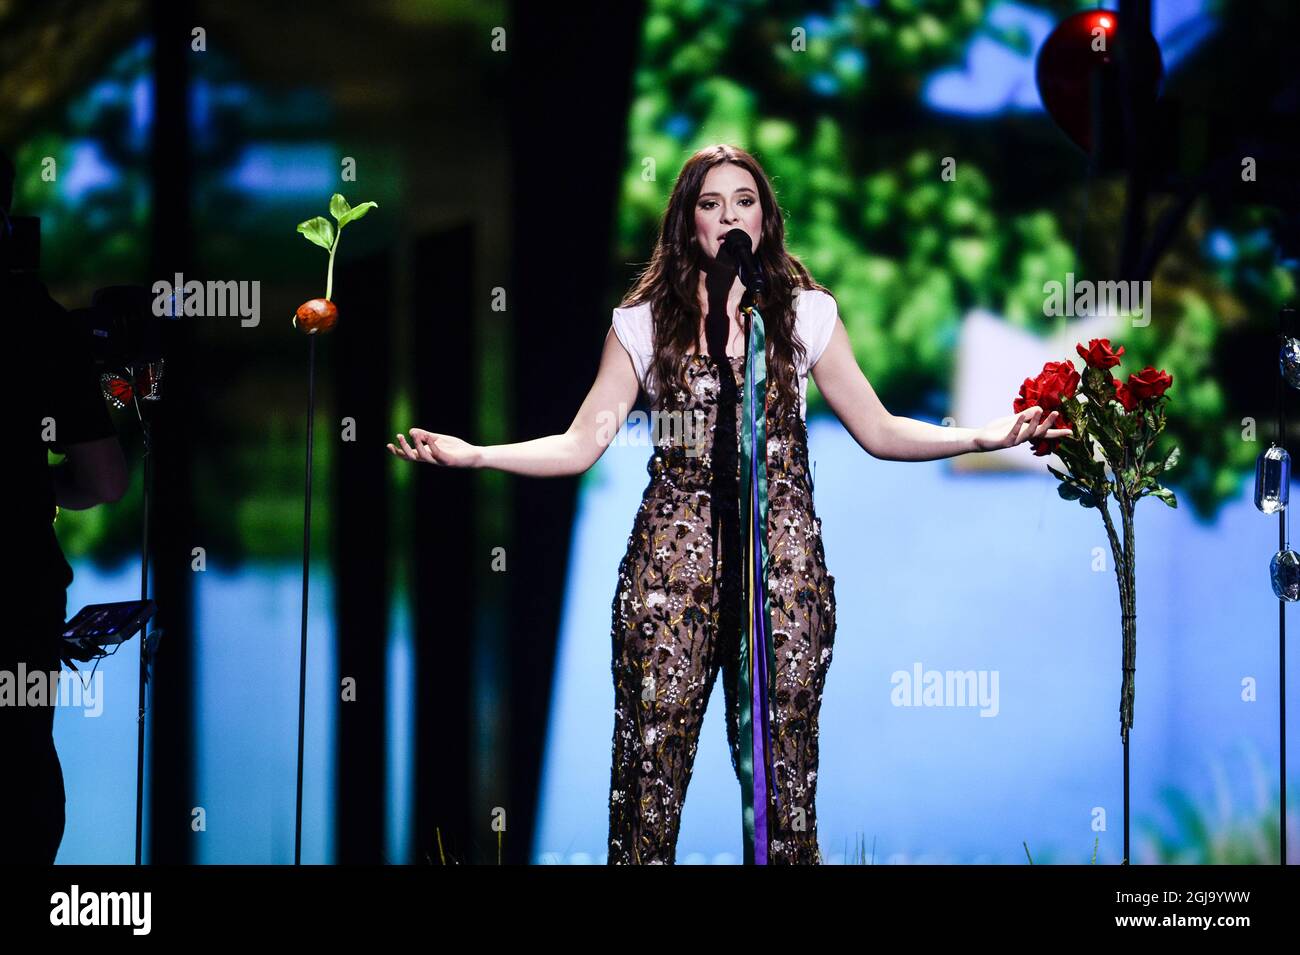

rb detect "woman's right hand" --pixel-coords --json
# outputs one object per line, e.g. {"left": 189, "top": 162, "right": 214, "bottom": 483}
{"left": 387, "top": 428, "right": 483, "bottom": 468}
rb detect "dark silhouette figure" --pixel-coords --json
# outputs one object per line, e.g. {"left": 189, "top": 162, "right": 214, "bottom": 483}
{"left": 1, "top": 151, "right": 127, "bottom": 864}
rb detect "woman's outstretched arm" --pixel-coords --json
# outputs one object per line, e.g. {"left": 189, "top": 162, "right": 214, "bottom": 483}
{"left": 387, "top": 325, "right": 642, "bottom": 477}
{"left": 811, "top": 318, "right": 1072, "bottom": 462}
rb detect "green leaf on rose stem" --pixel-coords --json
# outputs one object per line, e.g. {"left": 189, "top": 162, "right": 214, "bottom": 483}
{"left": 1055, "top": 445, "right": 1089, "bottom": 479}
{"left": 329, "top": 193, "right": 352, "bottom": 222}
{"left": 1058, "top": 481, "right": 1096, "bottom": 507}
{"left": 1057, "top": 482, "right": 1083, "bottom": 501}
{"left": 296, "top": 216, "right": 335, "bottom": 251}
{"left": 1055, "top": 433, "right": 1086, "bottom": 462}
{"left": 1046, "top": 464, "right": 1074, "bottom": 484}
{"left": 1095, "top": 431, "right": 1124, "bottom": 464}
{"left": 1161, "top": 445, "right": 1179, "bottom": 472}
{"left": 1085, "top": 456, "right": 1105, "bottom": 483}
{"left": 1150, "top": 485, "right": 1178, "bottom": 508}
{"left": 338, "top": 200, "right": 377, "bottom": 227}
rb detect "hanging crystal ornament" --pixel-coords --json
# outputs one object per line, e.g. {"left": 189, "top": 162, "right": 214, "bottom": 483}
{"left": 1281, "top": 306, "right": 1300, "bottom": 389}
{"left": 1281, "top": 336, "right": 1300, "bottom": 389}
{"left": 1254, "top": 443, "right": 1290, "bottom": 514}
{"left": 1271, "top": 549, "right": 1300, "bottom": 601}
{"left": 1270, "top": 472, "right": 1300, "bottom": 601}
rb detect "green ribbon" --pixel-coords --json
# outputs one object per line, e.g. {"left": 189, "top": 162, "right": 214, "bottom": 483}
{"left": 736, "top": 304, "right": 779, "bottom": 864}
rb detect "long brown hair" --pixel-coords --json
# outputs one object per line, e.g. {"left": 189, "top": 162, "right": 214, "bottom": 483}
{"left": 619, "top": 143, "right": 831, "bottom": 416}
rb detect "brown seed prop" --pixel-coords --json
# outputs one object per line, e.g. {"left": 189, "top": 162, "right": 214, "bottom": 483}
{"left": 293, "top": 298, "right": 338, "bottom": 335}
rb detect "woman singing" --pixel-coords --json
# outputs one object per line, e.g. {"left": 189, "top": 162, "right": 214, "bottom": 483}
{"left": 387, "top": 144, "right": 1071, "bottom": 865}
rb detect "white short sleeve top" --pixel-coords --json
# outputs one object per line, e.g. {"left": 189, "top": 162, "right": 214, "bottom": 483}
{"left": 610, "top": 287, "right": 838, "bottom": 419}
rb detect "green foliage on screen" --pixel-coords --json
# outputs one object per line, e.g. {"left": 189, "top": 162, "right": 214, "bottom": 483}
{"left": 616, "top": 0, "right": 1294, "bottom": 519}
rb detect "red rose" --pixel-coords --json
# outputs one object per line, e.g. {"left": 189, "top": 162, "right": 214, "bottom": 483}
{"left": 1044, "top": 360, "right": 1081, "bottom": 402}
{"left": 1029, "top": 409, "right": 1072, "bottom": 457}
{"left": 1126, "top": 366, "right": 1173, "bottom": 402}
{"left": 1013, "top": 377, "right": 1041, "bottom": 414}
{"left": 1015, "top": 360, "right": 1080, "bottom": 416}
{"left": 1013, "top": 360, "right": 1078, "bottom": 456}
{"left": 1076, "top": 338, "right": 1125, "bottom": 369}
{"left": 1112, "top": 377, "right": 1137, "bottom": 412}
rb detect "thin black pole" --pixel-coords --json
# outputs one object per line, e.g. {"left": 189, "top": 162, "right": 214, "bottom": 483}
{"left": 1123, "top": 735, "right": 1129, "bottom": 863}
{"left": 1115, "top": 0, "right": 1153, "bottom": 865}
{"left": 1279, "top": 306, "right": 1292, "bottom": 865}
{"left": 136, "top": 418, "right": 151, "bottom": 865}
{"left": 296, "top": 334, "right": 317, "bottom": 865}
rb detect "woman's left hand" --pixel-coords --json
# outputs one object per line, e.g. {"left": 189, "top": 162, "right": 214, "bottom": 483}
{"left": 973, "top": 406, "right": 1073, "bottom": 452}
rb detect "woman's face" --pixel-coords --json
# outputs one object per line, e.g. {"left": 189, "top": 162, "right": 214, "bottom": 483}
{"left": 692, "top": 162, "right": 763, "bottom": 260}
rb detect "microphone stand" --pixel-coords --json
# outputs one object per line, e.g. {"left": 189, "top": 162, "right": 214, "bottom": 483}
{"left": 95, "top": 288, "right": 167, "bottom": 865}
{"left": 126, "top": 362, "right": 166, "bottom": 865}
{"left": 135, "top": 410, "right": 151, "bottom": 865}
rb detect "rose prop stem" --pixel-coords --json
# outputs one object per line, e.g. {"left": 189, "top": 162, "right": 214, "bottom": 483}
{"left": 1017, "top": 339, "right": 1175, "bottom": 865}
{"left": 1089, "top": 445, "right": 1140, "bottom": 866}
{"left": 1097, "top": 489, "right": 1137, "bottom": 743}
{"left": 1120, "top": 488, "right": 1137, "bottom": 746}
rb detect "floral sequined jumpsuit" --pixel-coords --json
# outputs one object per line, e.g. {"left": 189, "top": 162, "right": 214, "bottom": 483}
{"left": 607, "top": 354, "right": 837, "bottom": 865}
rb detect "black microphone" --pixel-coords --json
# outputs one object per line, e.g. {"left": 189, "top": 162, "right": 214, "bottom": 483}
{"left": 721, "top": 228, "right": 765, "bottom": 297}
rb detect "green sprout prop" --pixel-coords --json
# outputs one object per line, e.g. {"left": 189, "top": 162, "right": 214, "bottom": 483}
{"left": 1014, "top": 337, "right": 1176, "bottom": 863}
{"left": 287, "top": 192, "right": 375, "bottom": 865}
{"left": 294, "top": 193, "right": 378, "bottom": 333}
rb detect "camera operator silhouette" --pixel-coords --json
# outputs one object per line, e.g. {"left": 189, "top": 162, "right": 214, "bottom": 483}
{"left": 2, "top": 150, "right": 128, "bottom": 864}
